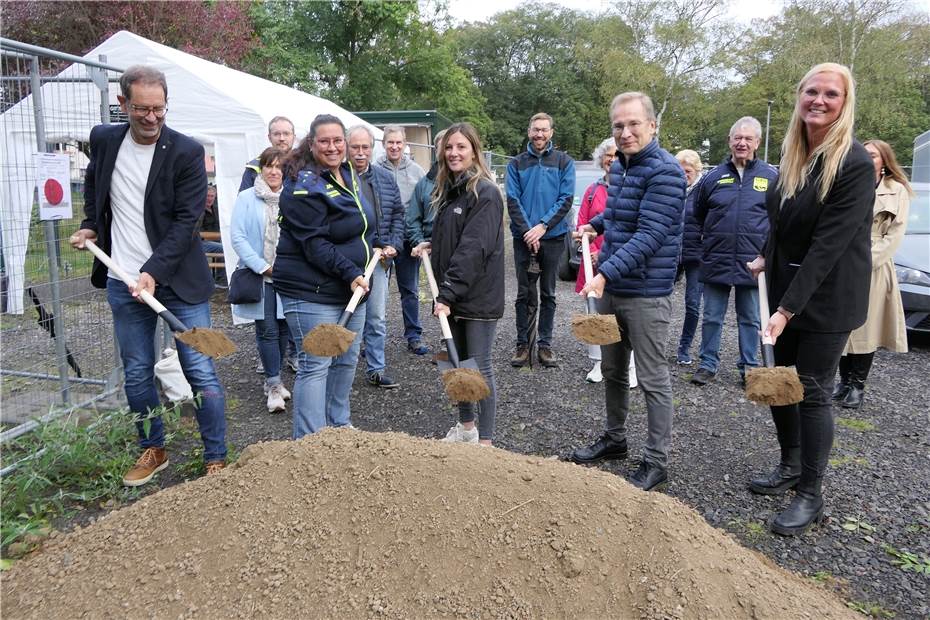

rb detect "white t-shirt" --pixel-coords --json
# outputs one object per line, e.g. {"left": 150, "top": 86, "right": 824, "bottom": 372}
{"left": 108, "top": 132, "right": 156, "bottom": 280}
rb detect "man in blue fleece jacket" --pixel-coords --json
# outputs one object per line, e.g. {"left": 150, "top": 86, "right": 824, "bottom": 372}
{"left": 506, "top": 112, "right": 575, "bottom": 368}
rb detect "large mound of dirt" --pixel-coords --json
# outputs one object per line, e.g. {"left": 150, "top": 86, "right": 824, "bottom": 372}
{"left": 2, "top": 430, "right": 856, "bottom": 619}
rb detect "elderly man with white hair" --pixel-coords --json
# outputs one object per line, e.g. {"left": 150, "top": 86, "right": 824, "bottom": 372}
{"left": 690, "top": 116, "right": 779, "bottom": 388}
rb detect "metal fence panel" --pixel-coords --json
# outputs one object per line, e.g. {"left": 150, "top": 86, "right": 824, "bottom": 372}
{"left": 1, "top": 41, "right": 123, "bottom": 430}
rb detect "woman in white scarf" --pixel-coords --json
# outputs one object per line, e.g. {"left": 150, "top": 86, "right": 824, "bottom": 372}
{"left": 230, "top": 147, "right": 290, "bottom": 413}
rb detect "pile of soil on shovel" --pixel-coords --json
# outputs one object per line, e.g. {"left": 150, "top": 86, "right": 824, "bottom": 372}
{"left": 2, "top": 430, "right": 857, "bottom": 620}
{"left": 303, "top": 323, "right": 356, "bottom": 357}
{"left": 175, "top": 327, "right": 237, "bottom": 359}
{"left": 570, "top": 313, "right": 621, "bottom": 345}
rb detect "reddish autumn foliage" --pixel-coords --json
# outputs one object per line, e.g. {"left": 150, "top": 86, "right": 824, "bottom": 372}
{"left": 1, "top": 1, "right": 258, "bottom": 69}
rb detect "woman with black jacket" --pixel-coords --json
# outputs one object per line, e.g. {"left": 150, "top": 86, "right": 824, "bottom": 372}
{"left": 416, "top": 122, "right": 505, "bottom": 445}
{"left": 747, "top": 63, "right": 875, "bottom": 535}
{"left": 274, "top": 114, "right": 377, "bottom": 439}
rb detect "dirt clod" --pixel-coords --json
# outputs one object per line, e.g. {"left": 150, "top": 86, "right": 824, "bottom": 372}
{"left": 303, "top": 323, "right": 355, "bottom": 357}
{"left": 174, "top": 327, "right": 237, "bottom": 358}
{"left": 745, "top": 366, "right": 804, "bottom": 406}
{"left": 441, "top": 367, "right": 491, "bottom": 402}
{"left": 570, "top": 313, "right": 621, "bottom": 345}
{"left": 2, "top": 430, "right": 857, "bottom": 619}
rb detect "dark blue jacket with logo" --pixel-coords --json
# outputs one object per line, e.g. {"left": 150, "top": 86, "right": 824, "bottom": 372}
{"left": 589, "top": 139, "right": 686, "bottom": 297}
{"left": 273, "top": 162, "right": 376, "bottom": 306}
{"left": 680, "top": 185, "right": 702, "bottom": 266}
{"left": 506, "top": 142, "right": 575, "bottom": 240}
{"left": 693, "top": 156, "right": 778, "bottom": 287}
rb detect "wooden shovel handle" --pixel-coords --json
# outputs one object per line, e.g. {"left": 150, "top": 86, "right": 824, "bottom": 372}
{"left": 420, "top": 254, "right": 453, "bottom": 340}
{"left": 344, "top": 247, "right": 383, "bottom": 315}
{"left": 85, "top": 240, "right": 169, "bottom": 317}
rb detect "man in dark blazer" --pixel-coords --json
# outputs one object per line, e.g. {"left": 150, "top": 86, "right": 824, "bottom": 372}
{"left": 70, "top": 65, "right": 227, "bottom": 486}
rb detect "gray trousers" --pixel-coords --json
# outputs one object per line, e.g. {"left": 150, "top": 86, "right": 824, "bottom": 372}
{"left": 597, "top": 294, "right": 675, "bottom": 467}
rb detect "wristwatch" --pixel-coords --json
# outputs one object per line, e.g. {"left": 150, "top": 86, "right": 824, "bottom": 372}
{"left": 776, "top": 306, "right": 794, "bottom": 321}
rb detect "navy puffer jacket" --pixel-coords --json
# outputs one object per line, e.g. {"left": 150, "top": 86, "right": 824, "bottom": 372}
{"left": 680, "top": 185, "right": 702, "bottom": 265}
{"left": 589, "top": 139, "right": 686, "bottom": 297}
{"left": 693, "top": 157, "right": 777, "bottom": 287}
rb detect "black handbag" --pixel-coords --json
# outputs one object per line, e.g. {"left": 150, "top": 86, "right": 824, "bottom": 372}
{"left": 226, "top": 267, "right": 263, "bottom": 304}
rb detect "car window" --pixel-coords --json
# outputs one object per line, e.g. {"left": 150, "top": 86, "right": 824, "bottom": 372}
{"left": 906, "top": 183, "right": 929, "bottom": 234}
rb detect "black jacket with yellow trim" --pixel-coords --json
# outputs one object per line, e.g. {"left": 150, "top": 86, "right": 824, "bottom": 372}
{"left": 273, "top": 162, "right": 376, "bottom": 306}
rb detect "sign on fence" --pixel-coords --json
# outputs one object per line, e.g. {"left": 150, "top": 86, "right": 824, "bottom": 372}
{"left": 34, "top": 152, "right": 72, "bottom": 220}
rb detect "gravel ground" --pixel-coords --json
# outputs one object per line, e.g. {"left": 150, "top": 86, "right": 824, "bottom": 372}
{"left": 78, "top": 253, "right": 930, "bottom": 619}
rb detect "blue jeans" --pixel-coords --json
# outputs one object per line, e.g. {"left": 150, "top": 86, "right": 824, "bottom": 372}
{"left": 392, "top": 244, "right": 422, "bottom": 343}
{"left": 106, "top": 278, "right": 227, "bottom": 462}
{"left": 676, "top": 263, "right": 703, "bottom": 362}
{"left": 255, "top": 282, "right": 288, "bottom": 386}
{"left": 698, "top": 282, "right": 760, "bottom": 375}
{"left": 513, "top": 237, "right": 562, "bottom": 348}
{"left": 362, "top": 262, "right": 388, "bottom": 374}
{"left": 201, "top": 240, "right": 223, "bottom": 254}
{"left": 281, "top": 296, "right": 365, "bottom": 438}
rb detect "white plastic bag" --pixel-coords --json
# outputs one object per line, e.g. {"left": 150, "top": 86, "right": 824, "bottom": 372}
{"left": 154, "top": 348, "right": 193, "bottom": 403}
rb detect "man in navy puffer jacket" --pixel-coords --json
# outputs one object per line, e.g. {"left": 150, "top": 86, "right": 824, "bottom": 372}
{"left": 570, "top": 92, "right": 685, "bottom": 493}
{"left": 690, "top": 117, "right": 778, "bottom": 387}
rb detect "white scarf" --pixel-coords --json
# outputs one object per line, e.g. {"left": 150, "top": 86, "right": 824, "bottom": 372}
{"left": 254, "top": 176, "right": 281, "bottom": 278}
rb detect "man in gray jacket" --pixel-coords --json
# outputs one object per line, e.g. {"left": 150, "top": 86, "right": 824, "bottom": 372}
{"left": 376, "top": 125, "right": 429, "bottom": 355}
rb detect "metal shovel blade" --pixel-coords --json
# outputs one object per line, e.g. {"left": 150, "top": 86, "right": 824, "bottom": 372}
{"left": 438, "top": 357, "right": 480, "bottom": 373}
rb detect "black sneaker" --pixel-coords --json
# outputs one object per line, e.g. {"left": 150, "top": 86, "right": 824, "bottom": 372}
{"left": 690, "top": 367, "right": 716, "bottom": 386}
{"left": 367, "top": 372, "right": 400, "bottom": 389}
{"left": 629, "top": 460, "right": 668, "bottom": 492}
{"left": 569, "top": 434, "right": 628, "bottom": 464}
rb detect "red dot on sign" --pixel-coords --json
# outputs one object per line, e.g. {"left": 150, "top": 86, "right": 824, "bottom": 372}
{"left": 44, "top": 179, "right": 64, "bottom": 206}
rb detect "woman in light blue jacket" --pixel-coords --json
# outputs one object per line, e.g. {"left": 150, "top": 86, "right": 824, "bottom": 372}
{"left": 230, "top": 146, "right": 290, "bottom": 414}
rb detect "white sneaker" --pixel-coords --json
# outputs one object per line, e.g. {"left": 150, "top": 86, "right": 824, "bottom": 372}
{"left": 586, "top": 362, "right": 603, "bottom": 383}
{"left": 629, "top": 356, "right": 638, "bottom": 389}
{"left": 279, "top": 384, "right": 291, "bottom": 401}
{"left": 440, "top": 422, "right": 479, "bottom": 444}
{"left": 266, "top": 384, "right": 286, "bottom": 413}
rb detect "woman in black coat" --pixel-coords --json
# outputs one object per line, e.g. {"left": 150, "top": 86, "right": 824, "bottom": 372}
{"left": 747, "top": 62, "right": 875, "bottom": 535}
{"left": 416, "top": 122, "right": 505, "bottom": 446}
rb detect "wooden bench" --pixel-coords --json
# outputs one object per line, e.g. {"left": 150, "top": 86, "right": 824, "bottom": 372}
{"left": 200, "top": 231, "right": 225, "bottom": 270}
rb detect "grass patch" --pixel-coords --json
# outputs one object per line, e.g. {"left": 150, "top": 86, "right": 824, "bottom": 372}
{"left": 836, "top": 417, "right": 876, "bottom": 432}
{"left": 0, "top": 402, "right": 185, "bottom": 554}
{"left": 830, "top": 455, "right": 870, "bottom": 467}
{"left": 847, "top": 600, "right": 896, "bottom": 617}
{"left": 883, "top": 544, "right": 930, "bottom": 575}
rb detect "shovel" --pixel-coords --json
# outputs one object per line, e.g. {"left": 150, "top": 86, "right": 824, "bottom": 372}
{"left": 302, "top": 248, "right": 382, "bottom": 357}
{"left": 84, "top": 239, "right": 236, "bottom": 358}
{"left": 744, "top": 271, "right": 804, "bottom": 406}
{"left": 420, "top": 253, "right": 490, "bottom": 403}
{"left": 570, "top": 233, "right": 621, "bottom": 345}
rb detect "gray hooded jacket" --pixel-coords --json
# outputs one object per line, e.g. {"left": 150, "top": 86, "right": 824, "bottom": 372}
{"left": 376, "top": 153, "right": 425, "bottom": 208}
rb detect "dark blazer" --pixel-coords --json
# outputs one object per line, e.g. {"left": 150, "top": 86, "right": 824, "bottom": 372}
{"left": 764, "top": 140, "right": 875, "bottom": 332}
{"left": 81, "top": 123, "right": 212, "bottom": 304}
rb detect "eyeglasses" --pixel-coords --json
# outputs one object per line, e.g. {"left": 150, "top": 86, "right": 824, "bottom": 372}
{"left": 129, "top": 104, "right": 168, "bottom": 118}
{"left": 529, "top": 128, "right": 552, "bottom": 134}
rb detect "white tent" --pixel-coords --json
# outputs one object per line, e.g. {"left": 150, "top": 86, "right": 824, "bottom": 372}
{"left": 1, "top": 30, "right": 380, "bottom": 316}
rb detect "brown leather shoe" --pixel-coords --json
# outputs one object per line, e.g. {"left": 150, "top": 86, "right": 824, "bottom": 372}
{"left": 538, "top": 347, "right": 559, "bottom": 368}
{"left": 205, "top": 461, "right": 226, "bottom": 475}
{"left": 510, "top": 345, "right": 529, "bottom": 367}
{"left": 122, "top": 447, "right": 168, "bottom": 487}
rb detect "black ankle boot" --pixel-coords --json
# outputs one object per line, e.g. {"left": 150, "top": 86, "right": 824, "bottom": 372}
{"left": 840, "top": 384, "right": 864, "bottom": 409}
{"left": 832, "top": 355, "right": 851, "bottom": 402}
{"left": 771, "top": 490, "right": 824, "bottom": 536}
{"left": 749, "top": 462, "right": 801, "bottom": 495}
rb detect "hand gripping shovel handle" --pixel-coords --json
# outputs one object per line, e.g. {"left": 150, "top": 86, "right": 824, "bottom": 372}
{"left": 337, "top": 248, "right": 383, "bottom": 327}
{"left": 420, "top": 254, "right": 461, "bottom": 368}
{"left": 756, "top": 271, "right": 776, "bottom": 368}
{"left": 581, "top": 233, "right": 598, "bottom": 315}
{"left": 84, "top": 239, "right": 188, "bottom": 334}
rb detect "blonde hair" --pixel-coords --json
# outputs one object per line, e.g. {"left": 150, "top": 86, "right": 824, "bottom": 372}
{"left": 777, "top": 63, "right": 856, "bottom": 203}
{"left": 865, "top": 139, "right": 913, "bottom": 196}
{"left": 675, "top": 149, "right": 703, "bottom": 172}
{"left": 431, "top": 123, "right": 495, "bottom": 213}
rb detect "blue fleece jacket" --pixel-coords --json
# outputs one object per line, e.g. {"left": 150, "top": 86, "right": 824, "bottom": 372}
{"left": 590, "top": 139, "right": 685, "bottom": 298}
{"left": 506, "top": 142, "right": 575, "bottom": 239}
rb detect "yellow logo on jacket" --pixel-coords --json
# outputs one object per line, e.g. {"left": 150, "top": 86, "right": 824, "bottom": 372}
{"left": 753, "top": 177, "right": 769, "bottom": 192}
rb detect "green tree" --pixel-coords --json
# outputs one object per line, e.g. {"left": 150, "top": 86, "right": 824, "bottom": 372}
{"left": 248, "top": 0, "right": 489, "bottom": 133}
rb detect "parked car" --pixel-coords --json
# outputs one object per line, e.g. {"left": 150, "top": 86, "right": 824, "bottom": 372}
{"left": 893, "top": 131, "right": 930, "bottom": 333}
{"left": 557, "top": 162, "right": 605, "bottom": 281}
{"left": 894, "top": 181, "right": 930, "bottom": 332}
